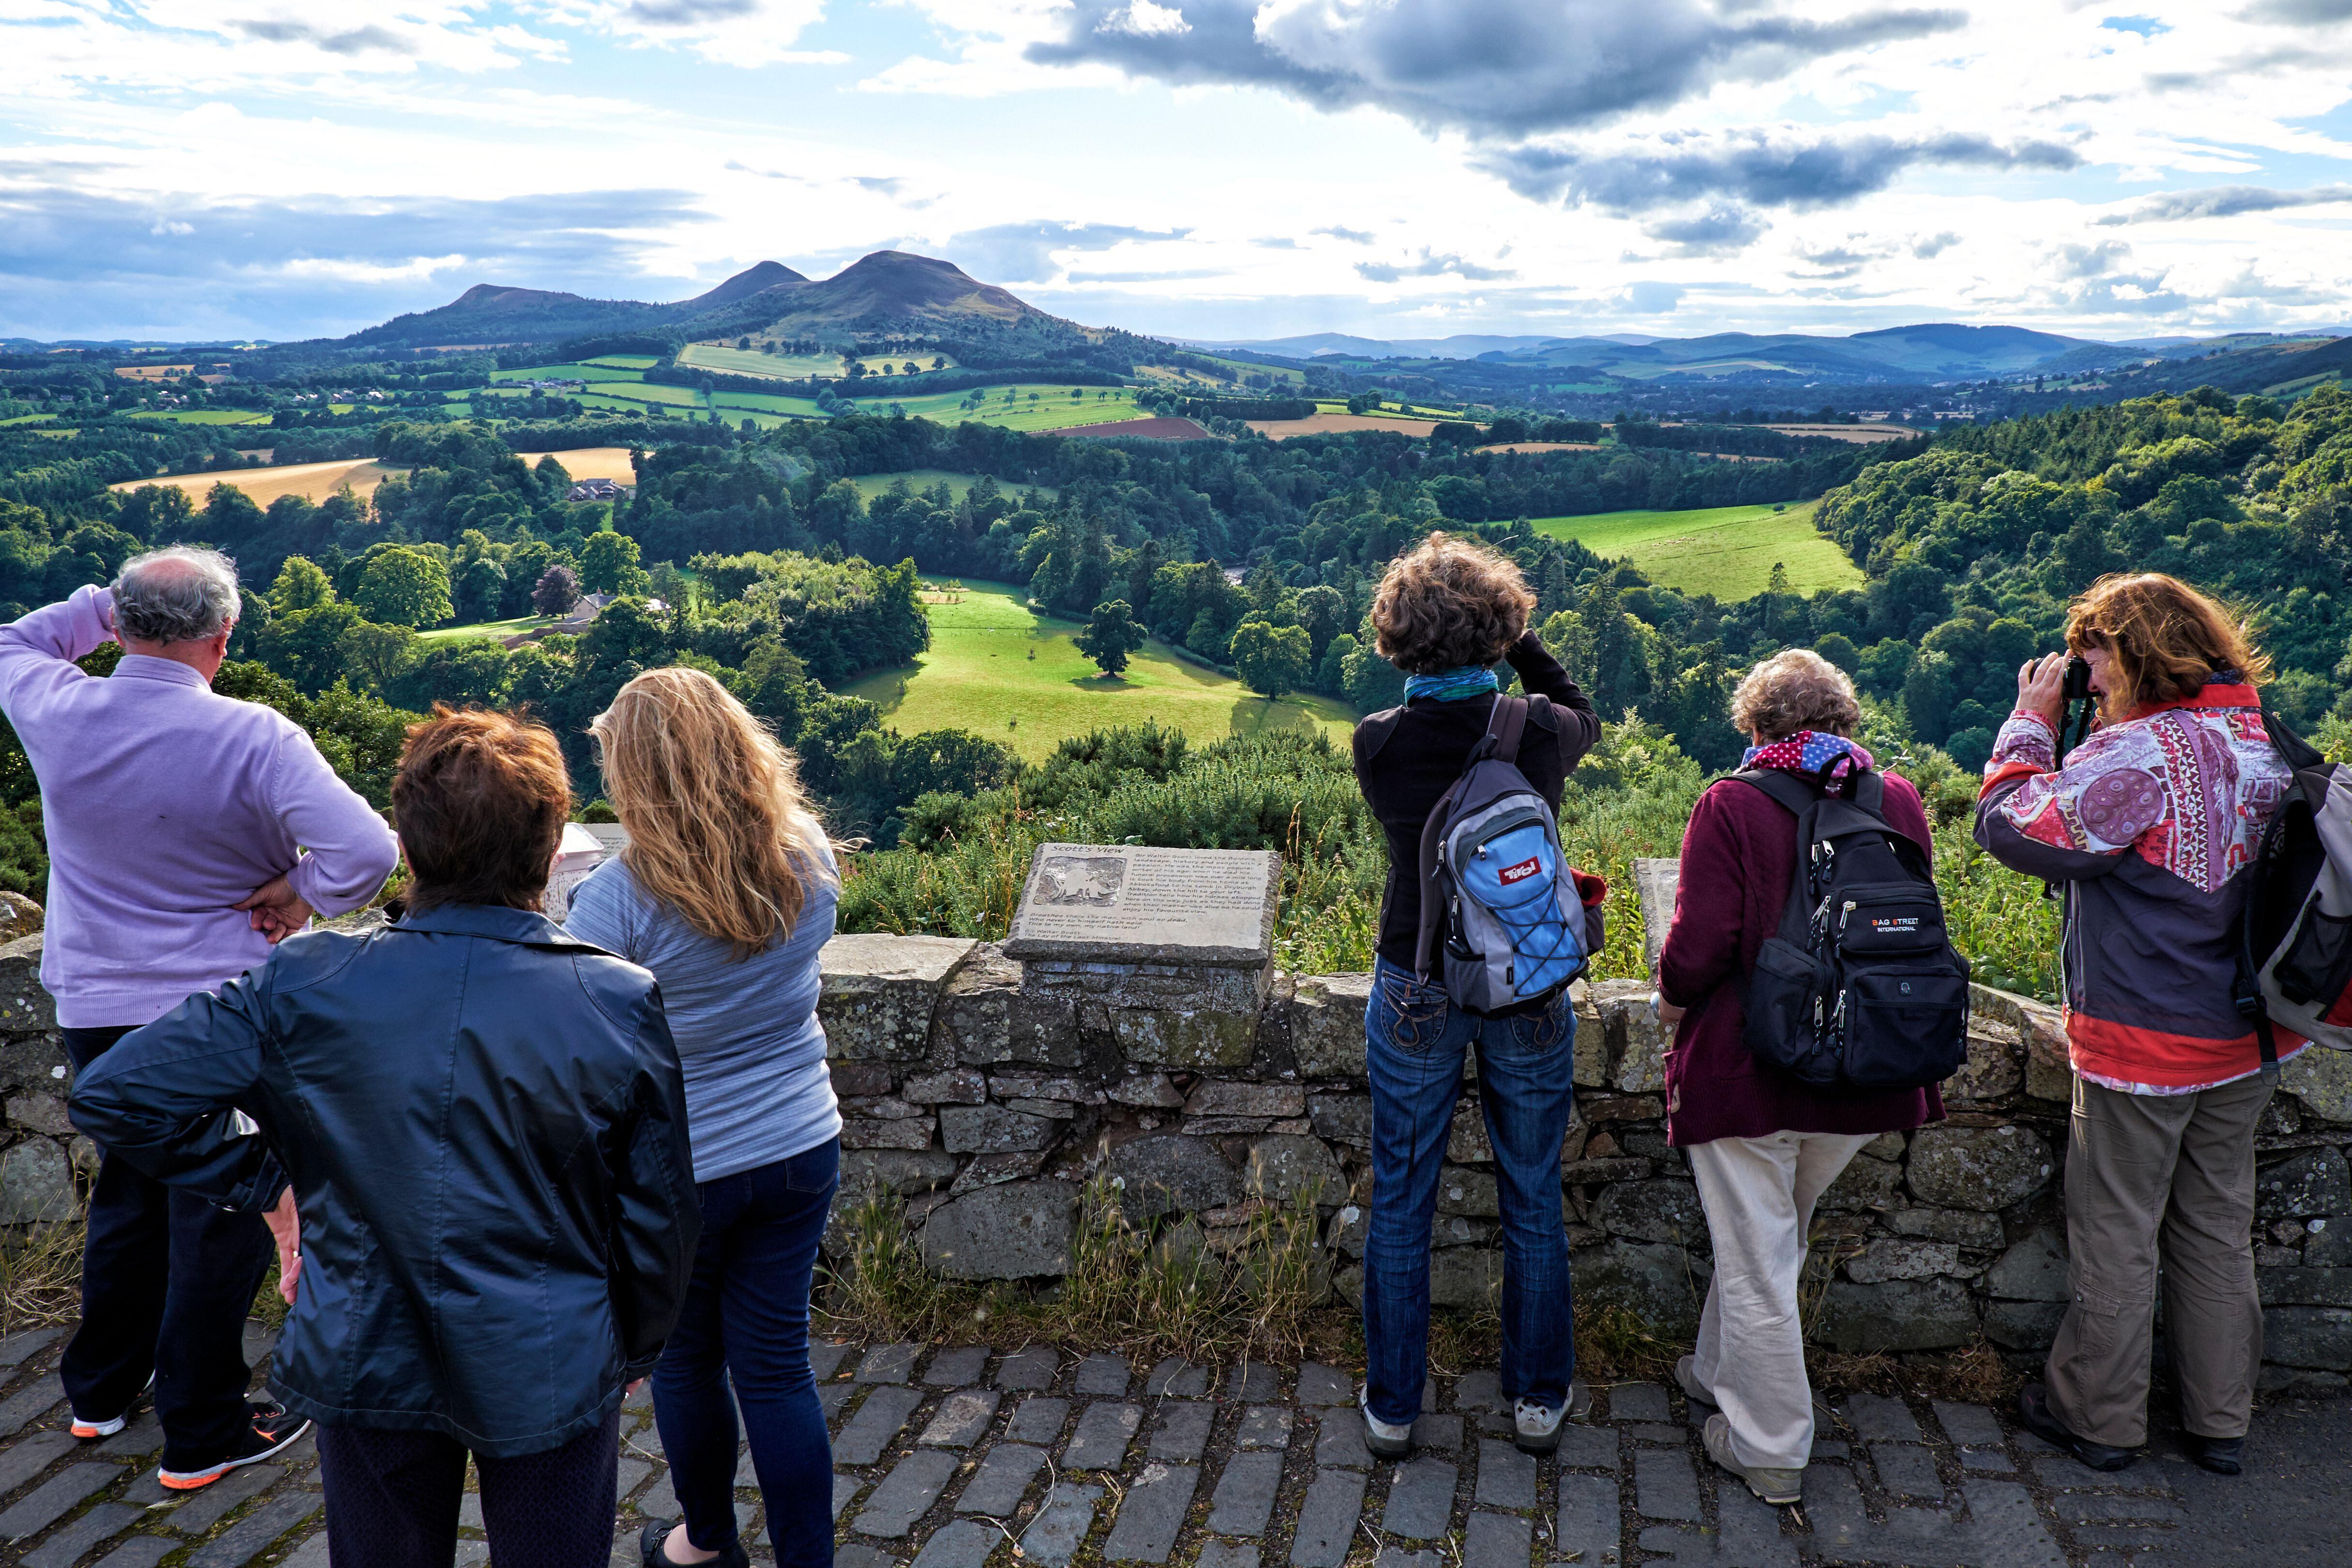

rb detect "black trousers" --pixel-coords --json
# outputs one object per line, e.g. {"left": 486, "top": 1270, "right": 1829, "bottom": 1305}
{"left": 60, "top": 1024, "right": 275, "bottom": 1472}
{"left": 316, "top": 1408, "right": 622, "bottom": 1568}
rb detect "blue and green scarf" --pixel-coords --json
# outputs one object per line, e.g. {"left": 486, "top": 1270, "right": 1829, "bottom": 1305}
{"left": 1404, "top": 666, "right": 1500, "bottom": 702}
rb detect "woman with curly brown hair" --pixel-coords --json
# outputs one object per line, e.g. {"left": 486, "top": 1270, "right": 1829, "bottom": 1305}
{"left": 1351, "top": 534, "right": 1601, "bottom": 1460}
{"left": 566, "top": 667, "right": 844, "bottom": 1568}
{"left": 1977, "top": 573, "right": 2294, "bottom": 1478}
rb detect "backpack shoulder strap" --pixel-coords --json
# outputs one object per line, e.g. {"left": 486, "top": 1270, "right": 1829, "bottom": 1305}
{"left": 1487, "top": 695, "right": 1531, "bottom": 767}
{"left": 1725, "top": 768, "right": 1817, "bottom": 819}
{"left": 2261, "top": 696, "right": 2326, "bottom": 772}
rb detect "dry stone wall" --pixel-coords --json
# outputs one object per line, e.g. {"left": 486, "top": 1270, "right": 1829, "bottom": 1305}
{"left": 4, "top": 889, "right": 2351, "bottom": 1388}
{"left": 816, "top": 923, "right": 2352, "bottom": 1390}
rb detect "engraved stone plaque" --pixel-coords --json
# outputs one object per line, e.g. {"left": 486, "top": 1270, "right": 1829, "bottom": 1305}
{"left": 1003, "top": 843, "right": 1279, "bottom": 967}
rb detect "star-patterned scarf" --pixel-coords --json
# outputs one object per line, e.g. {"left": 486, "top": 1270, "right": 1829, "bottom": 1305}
{"left": 1742, "top": 730, "right": 1875, "bottom": 784}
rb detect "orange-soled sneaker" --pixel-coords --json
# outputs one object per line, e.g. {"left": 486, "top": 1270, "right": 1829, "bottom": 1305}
{"left": 71, "top": 1372, "right": 155, "bottom": 1441}
{"left": 159, "top": 1404, "right": 311, "bottom": 1491}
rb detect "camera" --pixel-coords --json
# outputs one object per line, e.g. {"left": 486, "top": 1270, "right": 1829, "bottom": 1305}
{"left": 2056, "top": 655, "right": 2095, "bottom": 763}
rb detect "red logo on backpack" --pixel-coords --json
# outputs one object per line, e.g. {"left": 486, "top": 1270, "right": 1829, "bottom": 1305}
{"left": 1499, "top": 855, "right": 1541, "bottom": 885}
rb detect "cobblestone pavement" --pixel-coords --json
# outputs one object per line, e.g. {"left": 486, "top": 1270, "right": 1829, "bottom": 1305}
{"left": 0, "top": 1323, "right": 2340, "bottom": 1567}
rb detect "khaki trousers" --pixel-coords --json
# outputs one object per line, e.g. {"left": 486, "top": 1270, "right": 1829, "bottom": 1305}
{"left": 1687, "top": 1131, "right": 1876, "bottom": 1471}
{"left": 2046, "top": 1071, "right": 2270, "bottom": 1448}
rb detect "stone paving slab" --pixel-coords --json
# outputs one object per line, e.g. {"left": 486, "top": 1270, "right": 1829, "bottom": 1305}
{"left": 0, "top": 1326, "right": 2333, "bottom": 1568}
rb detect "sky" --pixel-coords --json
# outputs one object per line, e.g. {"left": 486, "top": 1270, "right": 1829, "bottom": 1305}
{"left": 6, "top": 0, "right": 2352, "bottom": 345}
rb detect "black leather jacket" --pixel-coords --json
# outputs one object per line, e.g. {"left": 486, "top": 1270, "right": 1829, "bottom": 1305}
{"left": 69, "top": 903, "right": 699, "bottom": 1457}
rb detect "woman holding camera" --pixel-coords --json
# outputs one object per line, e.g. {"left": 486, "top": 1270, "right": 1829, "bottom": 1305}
{"left": 1351, "top": 534, "right": 1601, "bottom": 1460}
{"left": 1976, "top": 572, "right": 2296, "bottom": 1477}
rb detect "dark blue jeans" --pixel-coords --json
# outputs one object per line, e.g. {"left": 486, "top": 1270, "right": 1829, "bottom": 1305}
{"left": 60, "top": 1024, "right": 274, "bottom": 1472}
{"left": 652, "top": 1137, "right": 839, "bottom": 1567}
{"left": 1363, "top": 959, "right": 1577, "bottom": 1427}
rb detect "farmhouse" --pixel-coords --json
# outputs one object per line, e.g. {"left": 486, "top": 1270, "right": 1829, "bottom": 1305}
{"left": 565, "top": 478, "right": 625, "bottom": 502}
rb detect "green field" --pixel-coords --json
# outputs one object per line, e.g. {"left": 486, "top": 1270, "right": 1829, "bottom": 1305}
{"left": 1530, "top": 501, "right": 1861, "bottom": 599}
{"left": 679, "top": 343, "right": 958, "bottom": 381}
{"left": 419, "top": 614, "right": 553, "bottom": 643}
{"left": 851, "top": 385, "right": 1146, "bottom": 432}
{"left": 590, "top": 380, "right": 698, "bottom": 407}
{"left": 0, "top": 414, "right": 54, "bottom": 427}
{"left": 584, "top": 354, "right": 658, "bottom": 370}
{"left": 126, "top": 409, "right": 271, "bottom": 425}
{"left": 1310, "top": 398, "right": 1469, "bottom": 421}
{"left": 843, "top": 578, "right": 1354, "bottom": 763}
{"left": 490, "top": 363, "right": 644, "bottom": 383}
{"left": 848, "top": 470, "right": 1059, "bottom": 504}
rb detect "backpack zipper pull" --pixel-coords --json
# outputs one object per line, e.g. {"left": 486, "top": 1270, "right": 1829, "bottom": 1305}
{"left": 1837, "top": 899, "right": 1857, "bottom": 932}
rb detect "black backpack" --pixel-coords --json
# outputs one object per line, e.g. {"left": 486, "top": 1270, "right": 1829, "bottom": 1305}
{"left": 1733, "top": 767, "right": 1972, "bottom": 1092}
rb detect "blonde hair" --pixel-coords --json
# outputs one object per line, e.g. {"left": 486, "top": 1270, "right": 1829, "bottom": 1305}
{"left": 1731, "top": 650, "right": 1863, "bottom": 740}
{"left": 2066, "top": 572, "right": 2271, "bottom": 724}
{"left": 591, "top": 667, "right": 837, "bottom": 959}
{"left": 1370, "top": 533, "right": 1535, "bottom": 674}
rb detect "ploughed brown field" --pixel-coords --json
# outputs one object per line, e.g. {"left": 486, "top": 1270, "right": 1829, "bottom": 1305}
{"left": 1063, "top": 416, "right": 1219, "bottom": 441}
{"left": 1245, "top": 412, "right": 1439, "bottom": 440}
{"left": 1475, "top": 441, "right": 1604, "bottom": 455}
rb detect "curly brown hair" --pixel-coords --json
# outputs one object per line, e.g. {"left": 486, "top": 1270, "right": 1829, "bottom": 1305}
{"left": 1370, "top": 533, "right": 1535, "bottom": 674}
{"left": 2065, "top": 572, "right": 2270, "bottom": 724}
{"left": 1730, "top": 650, "right": 1863, "bottom": 741}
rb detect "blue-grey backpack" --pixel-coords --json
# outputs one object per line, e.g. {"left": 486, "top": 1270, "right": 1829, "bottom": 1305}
{"left": 2242, "top": 701, "right": 2347, "bottom": 1071}
{"left": 1733, "top": 766, "right": 1971, "bottom": 1091}
{"left": 1414, "top": 694, "right": 1604, "bottom": 1014}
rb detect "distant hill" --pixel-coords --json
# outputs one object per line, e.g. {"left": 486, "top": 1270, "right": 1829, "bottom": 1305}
{"left": 340, "top": 252, "right": 1067, "bottom": 351}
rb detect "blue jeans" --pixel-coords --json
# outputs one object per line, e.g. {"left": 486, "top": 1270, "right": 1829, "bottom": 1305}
{"left": 1363, "top": 958, "right": 1577, "bottom": 1427}
{"left": 652, "top": 1137, "right": 839, "bottom": 1567}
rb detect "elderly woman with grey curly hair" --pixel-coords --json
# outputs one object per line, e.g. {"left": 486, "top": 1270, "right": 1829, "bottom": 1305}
{"left": 1654, "top": 649, "right": 1945, "bottom": 1507}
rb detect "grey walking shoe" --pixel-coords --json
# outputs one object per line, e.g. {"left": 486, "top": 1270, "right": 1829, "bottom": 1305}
{"left": 1512, "top": 1382, "right": 1592, "bottom": 1454}
{"left": 1360, "top": 1390, "right": 1413, "bottom": 1460}
{"left": 1703, "top": 1414, "right": 1803, "bottom": 1505}
{"left": 1674, "top": 1355, "right": 1718, "bottom": 1408}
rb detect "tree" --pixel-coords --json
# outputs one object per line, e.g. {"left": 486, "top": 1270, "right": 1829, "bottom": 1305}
{"left": 533, "top": 564, "right": 582, "bottom": 617}
{"left": 1077, "top": 599, "right": 1148, "bottom": 677}
{"left": 578, "top": 530, "right": 650, "bottom": 595}
{"left": 268, "top": 556, "right": 334, "bottom": 614}
{"left": 351, "top": 547, "right": 453, "bottom": 629}
{"left": 336, "top": 621, "right": 419, "bottom": 695}
{"left": 1230, "top": 619, "right": 1312, "bottom": 700}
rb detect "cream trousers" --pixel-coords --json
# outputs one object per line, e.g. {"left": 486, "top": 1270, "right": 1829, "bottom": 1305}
{"left": 1687, "top": 1130, "right": 1875, "bottom": 1471}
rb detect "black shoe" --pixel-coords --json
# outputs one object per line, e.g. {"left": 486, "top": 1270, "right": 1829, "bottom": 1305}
{"left": 2016, "top": 1385, "right": 2137, "bottom": 1473}
{"left": 639, "top": 1518, "right": 750, "bottom": 1568}
{"left": 159, "top": 1403, "right": 312, "bottom": 1491}
{"left": 2182, "top": 1432, "right": 2245, "bottom": 1475}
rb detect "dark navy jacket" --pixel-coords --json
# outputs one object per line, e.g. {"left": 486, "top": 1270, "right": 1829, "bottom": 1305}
{"left": 69, "top": 903, "right": 698, "bottom": 1457}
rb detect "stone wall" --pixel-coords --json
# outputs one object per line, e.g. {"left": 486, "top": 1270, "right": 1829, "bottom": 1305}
{"left": 9, "top": 903, "right": 2352, "bottom": 1389}
{"left": 816, "top": 927, "right": 2352, "bottom": 1390}
{"left": 0, "top": 934, "right": 98, "bottom": 1229}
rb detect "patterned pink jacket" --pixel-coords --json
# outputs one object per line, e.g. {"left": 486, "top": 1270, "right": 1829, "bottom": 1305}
{"left": 1973, "top": 681, "right": 2298, "bottom": 1093}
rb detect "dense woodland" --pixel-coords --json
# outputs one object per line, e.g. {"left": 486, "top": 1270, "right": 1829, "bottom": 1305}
{"left": 0, "top": 376, "right": 2346, "bottom": 1002}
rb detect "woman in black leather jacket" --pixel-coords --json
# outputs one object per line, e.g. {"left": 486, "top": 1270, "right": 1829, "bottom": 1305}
{"left": 72, "top": 707, "right": 698, "bottom": 1568}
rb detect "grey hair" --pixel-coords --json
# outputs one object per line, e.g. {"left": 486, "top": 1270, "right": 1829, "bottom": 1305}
{"left": 111, "top": 547, "right": 242, "bottom": 645}
{"left": 1731, "top": 649, "right": 1862, "bottom": 741}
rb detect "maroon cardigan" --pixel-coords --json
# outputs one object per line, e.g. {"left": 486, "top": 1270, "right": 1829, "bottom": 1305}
{"left": 1657, "top": 773, "right": 1946, "bottom": 1147}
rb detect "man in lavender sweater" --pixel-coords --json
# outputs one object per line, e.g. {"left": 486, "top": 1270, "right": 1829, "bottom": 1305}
{"left": 0, "top": 548, "right": 398, "bottom": 1490}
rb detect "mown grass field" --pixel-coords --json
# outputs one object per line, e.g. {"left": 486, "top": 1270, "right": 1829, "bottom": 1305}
{"left": 842, "top": 578, "right": 1354, "bottom": 763}
{"left": 1530, "top": 501, "right": 1861, "bottom": 599}
{"left": 851, "top": 386, "right": 1147, "bottom": 432}
{"left": 489, "top": 363, "right": 641, "bottom": 383}
{"left": 848, "top": 471, "right": 1059, "bottom": 504}
{"left": 126, "top": 409, "right": 271, "bottom": 426}
{"left": 679, "top": 343, "right": 957, "bottom": 380}
{"left": 418, "top": 614, "right": 555, "bottom": 643}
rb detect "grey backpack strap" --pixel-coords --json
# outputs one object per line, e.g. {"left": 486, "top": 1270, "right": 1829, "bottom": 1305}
{"left": 1487, "top": 695, "right": 1530, "bottom": 766}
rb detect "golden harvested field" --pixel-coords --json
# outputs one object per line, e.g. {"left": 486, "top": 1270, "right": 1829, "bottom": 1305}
{"left": 109, "top": 458, "right": 398, "bottom": 505}
{"left": 516, "top": 447, "right": 637, "bottom": 482}
{"left": 1475, "top": 441, "right": 1604, "bottom": 455}
{"left": 1246, "top": 412, "right": 1439, "bottom": 440}
{"left": 107, "top": 446, "right": 641, "bottom": 505}
{"left": 112, "top": 365, "right": 194, "bottom": 381}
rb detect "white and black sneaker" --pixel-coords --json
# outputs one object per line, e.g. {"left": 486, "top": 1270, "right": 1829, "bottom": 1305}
{"left": 1513, "top": 1382, "right": 1591, "bottom": 1454}
{"left": 71, "top": 1371, "right": 155, "bottom": 1441}
{"left": 160, "top": 1402, "right": 311, "bottom": 1491}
